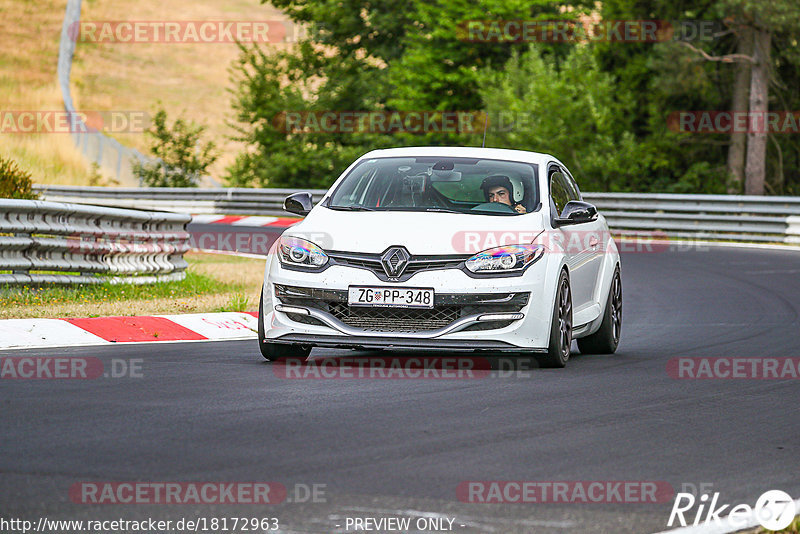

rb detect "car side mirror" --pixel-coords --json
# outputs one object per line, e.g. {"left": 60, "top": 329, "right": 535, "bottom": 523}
{"left": 554, "top": 201, "right": 598, "bottom": 226}
{"left": 284, "top": 192, "right": 314, "bottom": 216}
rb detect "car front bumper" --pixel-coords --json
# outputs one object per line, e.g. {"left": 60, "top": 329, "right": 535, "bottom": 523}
{"left": 261, "top": 256, "right": 560, "bottom": 352}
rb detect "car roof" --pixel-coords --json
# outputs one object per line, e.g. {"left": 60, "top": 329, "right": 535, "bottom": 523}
{"left": 358, "top": 146, "right": 558, "bottom": 166}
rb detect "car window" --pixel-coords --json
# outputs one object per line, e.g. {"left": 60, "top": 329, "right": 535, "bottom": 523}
{"left": 328, "top": 157, "right": 540, "bottom": 215}
{"left": 431, "top": 173, "right": 493, "bottom": 202}
{"left": 560, "top": 166, "right": 582, "bottom": 201}
{"left": 333, "top": 166, "right": 379, "bottom": 206}
{"left": 549, "top": 168, "right": 571, "bottom": 215}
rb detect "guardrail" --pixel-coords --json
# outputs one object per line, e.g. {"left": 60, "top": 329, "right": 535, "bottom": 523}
{"left": 32, "top": 185, "right": 800, "bottom": 245}
{"left": 584, "top": 192, "right": 800, "bottom": 245}
{"left": 0, "top": 199, "right": 190, "bottom": 285}
{"left": 35, "top": 185, "right": 310, "bottom": 216}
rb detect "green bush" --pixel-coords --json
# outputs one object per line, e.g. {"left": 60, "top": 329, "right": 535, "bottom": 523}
{"left": 0, "top": 156, "right": 38, "bottom": 199}
{"left": 479, "top": 46, "right": 649, "bottom": 192}
{"left": 225, "top": 43, "right": 396, "bottom": 189}
{"left": 133, "top": 109, "right": 218, "bottom": 187}
{"left": 479, "top": 45, "right": 729, "bottom": 193}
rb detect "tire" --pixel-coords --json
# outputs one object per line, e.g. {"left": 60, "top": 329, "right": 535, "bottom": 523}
{"left": 537, "top": 270, "right": 572, "bottom": 369}
{"left": 258, "top": 290, "right": 311, "bottom": 362}
{"left": 577, "top": 267, "right": 622, "bottom": 355}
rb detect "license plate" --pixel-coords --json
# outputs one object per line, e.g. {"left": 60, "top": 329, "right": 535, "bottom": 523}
{"left": 348, "top": 286, "right": 434, "bottom": 308}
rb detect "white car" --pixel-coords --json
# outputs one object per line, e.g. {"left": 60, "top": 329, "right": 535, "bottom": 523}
{"left": 258, "top": 147, "right": 622, "bottom": 367}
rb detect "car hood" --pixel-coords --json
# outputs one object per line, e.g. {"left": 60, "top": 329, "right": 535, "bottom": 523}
{"left": 285, "top": 207, "right": 547, "bottom": 255}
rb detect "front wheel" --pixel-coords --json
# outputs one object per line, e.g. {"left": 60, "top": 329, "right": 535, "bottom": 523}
{"left": 258, "top": 290, "right": 311, "bottom": 362}
{"left": 577, "top": 267, "right": 622, "bottom": 355}
{"left": 537, "top": 270, "right": 572, "bottom": 368}
{"left": 259, "top": 340, "right": 311, "bottom": 362}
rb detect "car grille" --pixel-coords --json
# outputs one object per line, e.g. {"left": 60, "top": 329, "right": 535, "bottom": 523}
{"left": 328, "top": 302, "right": 460, "bottom": 332}
{"left": 327, "top": 251, "right": 468, "bottom": 282}
{"left": 284, "top": 313, "right": 327, "bottom": 327}
{"left": 275, "top": 285, "right": 529, "bottom": 333}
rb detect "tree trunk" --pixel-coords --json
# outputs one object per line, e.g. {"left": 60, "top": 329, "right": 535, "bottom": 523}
{"left": 727, "top": 27, "right": 752, "bottom": 194}
{"left": 744, "top": 27, "right": 771, "bottom": 195}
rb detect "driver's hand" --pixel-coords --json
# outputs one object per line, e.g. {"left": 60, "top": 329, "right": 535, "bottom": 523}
{"left": 514, "top": 204, "right": 527, "bottom": 214}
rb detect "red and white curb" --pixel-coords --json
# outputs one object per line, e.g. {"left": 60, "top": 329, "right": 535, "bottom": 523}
{"left": 190, "top": 214, "right": 298, "bottom": 228}
{"left": 0, "top": 312, "right": 259, "bottom": 350}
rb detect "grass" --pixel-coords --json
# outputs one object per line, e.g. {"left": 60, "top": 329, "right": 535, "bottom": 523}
{"left": 2, "top": 0, "right": 291, "bottom": 186}
{"left": 757, "top": 517, "right": 800, "bottom": 533}
{"left": 70, "top": 0, "right": 290, "bottom": 183}
{"left": 0, "top": 251, "right": 265, "bottom": 319}
{"left": 217, "top": 291, "right": 250, "bottom": 312}
{"left": 1, "top": 271, "right": 224, "bottom": 308}
{"left": 0, "top": 0, "right": 106, "bottom": 185}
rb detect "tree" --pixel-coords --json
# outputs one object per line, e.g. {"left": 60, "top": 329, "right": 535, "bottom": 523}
{"left": 662, "top": 0, "right": 800, "bottom": 194}
{"left": 227, "top": 0, "right": 589, "bottom": 188}
{"left": 228, "top": 0, "right": 800, "bottom": 193}
{"left": 480, "top": 45, "right": 655, "bottom": 192}
{"left": 384, "top": 0, "right": 580, "bottom": 112}
{"left": 133, "top": 109, "right": 218, "bottom": 187}
{"left": 744, "top": 23, "right": 770, "bottom": 194}
{"left": 724, "top": 0, "right": 800, "bottom": 193}
{"left": 727, "top": 26, "right": 752, "bottom": 193}
{"left": 226, "top": 42, "right": 396, "bottom": 188}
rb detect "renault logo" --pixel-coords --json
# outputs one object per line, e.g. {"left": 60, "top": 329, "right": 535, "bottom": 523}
{"left": 380, "top": 246, "right": 410, "bottom": 278}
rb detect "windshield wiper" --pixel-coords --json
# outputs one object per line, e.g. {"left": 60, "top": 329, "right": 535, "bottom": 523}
{"left": 383, "top": 207, "right": 463, "bottom": 214}
{"left": 424, "top": 208, "right": 463, "bottom": 214}
{"left": 327, "top": 205, "right": 376, "bottom": 211}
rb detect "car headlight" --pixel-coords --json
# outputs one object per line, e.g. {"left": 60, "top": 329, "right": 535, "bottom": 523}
{"left": 465, "top": 244, "right": 544, "bottom": 274}
{"left": 278, "top": 236, "right": 328, "bottom": 269}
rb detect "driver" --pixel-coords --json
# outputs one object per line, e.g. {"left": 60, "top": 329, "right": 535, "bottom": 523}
{"left": 480, "top": 175, "right": 526, "bottom": 213}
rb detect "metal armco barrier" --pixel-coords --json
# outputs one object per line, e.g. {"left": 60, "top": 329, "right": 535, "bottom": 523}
{"left": 33, "top": 185, "right": 800, "bottom": 244}
{"left": 0, "top": 199, "right": 190, "bottom": 285}
{"left": 35, "top": 185, "right": 314, "bottom": 216}
{"left": 584, "top": 192, "right": 800, "bottom": 245}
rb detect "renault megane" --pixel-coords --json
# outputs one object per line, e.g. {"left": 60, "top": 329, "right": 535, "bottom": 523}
{"left": 257, "top": 147, "right": 622, "bottom": 368}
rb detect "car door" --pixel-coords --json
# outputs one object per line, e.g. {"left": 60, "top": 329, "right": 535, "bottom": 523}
{"left": 547, "top": 164, "right": 595, "bottom": 313}
{"left": 560, "top": 164, "right": 605, "bottom": 311}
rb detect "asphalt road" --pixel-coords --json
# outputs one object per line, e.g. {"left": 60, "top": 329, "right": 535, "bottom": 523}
{"left": 2, "top": 244, "right": 799, "bottom": 534}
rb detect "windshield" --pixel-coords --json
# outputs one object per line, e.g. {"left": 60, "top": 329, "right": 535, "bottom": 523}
{"left": 327, "top": 156, "right": 540, "bottom": 215}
